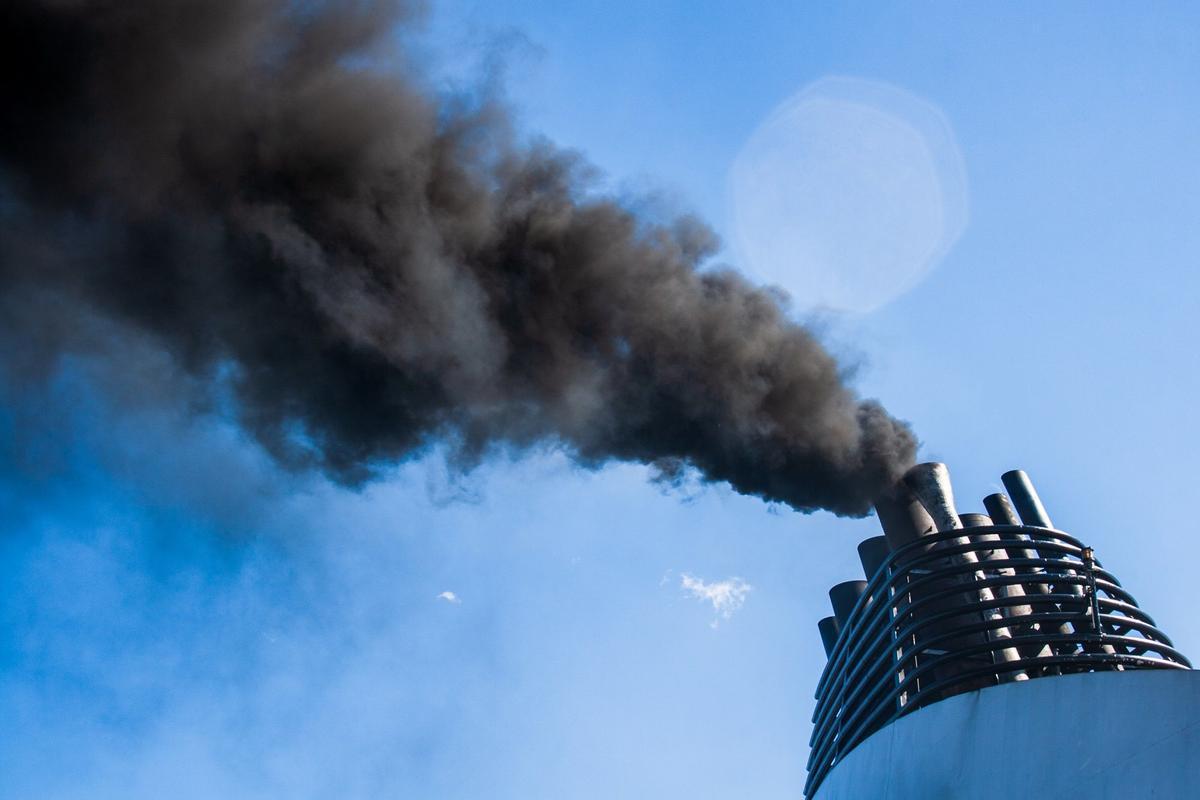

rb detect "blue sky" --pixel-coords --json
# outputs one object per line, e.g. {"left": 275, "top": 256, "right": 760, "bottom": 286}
{"left": 3, "top": 3, "right": 1199, "bottom": 798}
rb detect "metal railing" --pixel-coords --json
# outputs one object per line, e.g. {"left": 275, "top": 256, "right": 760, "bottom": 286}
{"left": 804, "top": 525, "right": 1191, "bottom": 798}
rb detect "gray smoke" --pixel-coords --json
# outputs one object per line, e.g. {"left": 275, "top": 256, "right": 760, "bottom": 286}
{"left": 0, "top": 0, "right": 916, "bottom": 516}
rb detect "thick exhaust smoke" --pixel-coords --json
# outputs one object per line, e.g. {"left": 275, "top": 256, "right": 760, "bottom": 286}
{"left": 0, "top": 0, "right": 916, "bottom": 516}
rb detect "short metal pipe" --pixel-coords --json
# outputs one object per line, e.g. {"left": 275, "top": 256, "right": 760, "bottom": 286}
{"left": 818, "top": 615, "right": 840, "bottom": 658}
{"left": 903, "top": 462, "right": 963, "bottom": 533}
{"left": 857, "top": 536, "right": 892, "bottom": 582}
{"left": 1001, "top": 469, "right": 1053, "bottom": 528}
{"left": 998, "top": 471, "right": 1108, "bottom": 655}
{"left": 874, "top": 482, "right": 935, "bottom": 557}
{"left": 829, "top": 580, "right": 869, "bottom": 629}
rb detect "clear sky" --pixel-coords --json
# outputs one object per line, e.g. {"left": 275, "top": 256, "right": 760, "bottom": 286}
{"left": 3, "top": 3, "right": 1199, "bottom": 798}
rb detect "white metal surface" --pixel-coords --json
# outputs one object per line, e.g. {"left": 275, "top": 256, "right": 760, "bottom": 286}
{"left": 814, "top": 670, "right": 1200, "bottom": 800}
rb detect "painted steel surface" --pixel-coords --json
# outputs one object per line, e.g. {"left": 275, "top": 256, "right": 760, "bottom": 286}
{"left": 814, "top": 670, "right": 1200, "bottom": 799}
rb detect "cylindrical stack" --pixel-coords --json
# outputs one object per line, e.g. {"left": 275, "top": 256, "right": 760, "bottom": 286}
{"left": 857, "top": 536, "right": 892, "bottom": 581}
{"left": 903, "top": 463, "right": 963, "bottom": 533}
{"left": 984, "top": 490, "right": 1060, "bottom": 659}
{"left": 829, "top": 580, "right": 869, "bottom": 629}
{"left": 874, "top": 482, "right": 935, "bottom": 556}
{"left": 872, "top": 481, "right": 937, "bottom": 705}
{"left": 1002, "top": 470, "right": 1053, "bottom": 528}
{"left": 904, "top": 463, "right": 1025, "bottom": 680}
{"left": 805, "top": 466, "right": 1196, "bottom": 800}
{"left": 962, "top": 510, "right": 1044, "bottom": 658}
{"left": 983, "top": 493, "right": 1020, "bottom": 526}
{"left": 818, "top": 615, "right": 841, "bottom": 658}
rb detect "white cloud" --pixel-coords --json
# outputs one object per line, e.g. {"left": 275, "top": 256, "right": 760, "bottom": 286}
{"left": 436, "top": 591, "right": 461, "bottom": 605}
{"left": 679, "top": 574, "right": 752, "bottom": 628}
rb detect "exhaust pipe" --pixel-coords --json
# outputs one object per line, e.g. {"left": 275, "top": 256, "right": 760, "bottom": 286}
{"left": 857, "top": 536, "right": 892, "bottom": 582}
{"left": 903, "top": 462, "right": 963, "bottom": 533}
{"left": 1001, "top": 469, "right": 1113, "bottom": 658}
{"left": 903, "top": 463, "right": 1026, "bottom": 677}
{"left": 985, "top": 491, "right": 1051, "bottom": 592}
{"left": 961, "top": 510, "right": 1035, "bottom": 619}
{"left": 983, "top": 493, "right": 1020, "bottom": 526}
{"left": 874, "top": 481, "right": 935, "bottom": 555}
{"left": 829, "top": 580, "right": 869, "bottom": 629}
{"left": 1001, "top": 470, "right": 1053, "bottom": 528}
{"left": 818, "top": 615, "right": 841, "bottom": 658}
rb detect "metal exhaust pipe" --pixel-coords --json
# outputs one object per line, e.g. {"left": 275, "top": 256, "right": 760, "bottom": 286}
{"left": 857, "top": 536, "right": 892, "bottom": 582}
{"left": 902, "top": 463, "right": 1026, "bottom": 676}
{"left": 818, "top": 615, "right": 841, "bottom": 658}
{"left": 874, "top": 481, "right": 935, "bottom": 555}
{"left": 985, "top": 491, "right": 1050, "bottom": 591}
{"left": 962, "top": 511, "right": 1040, "bottom": 632}
{"left": 830, "top": 573, "right": 893, "bottom": 715}
{"left": 981, "top": 492, "right": 1054, "bottom": 658}
{"left": 983, "top": 493, "right": 1020, "bottom": 526}
{"left": 1001, "top": 469, "right": 1053, "bottom": 528}
{"left": 829, "top": 580, "right": 869, "bottom": 629}
{"left": 903, "top": 462, "right": 962, "bottom": 532}
{"left": 1001, "top": 470, "right": 1113, "bottom": 658}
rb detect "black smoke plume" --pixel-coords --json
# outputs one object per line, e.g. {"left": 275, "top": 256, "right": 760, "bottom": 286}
{"left": 0, "top": 0, "right": 916, "bottom": 516}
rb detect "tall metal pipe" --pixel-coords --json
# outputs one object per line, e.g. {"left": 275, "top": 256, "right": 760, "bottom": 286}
{"left": 963, "top": 514, "right": 1039, "bottom": 632}
{"left": 829, "top": 580, "right": 869, "bottom": 629}
{"left": 985, "top": 491, "right": 1050, "bottom": 592}
{"left": 1001, "top": 469, "right": 1053, "bottom": 528}
{"left": 902, "top": 463, "right": 1025, "bottom": 676}
{"left": 903, "top": 462, "right": 962, "bottom": 533}
{"left": 818, "top": 615, "right": 841, "bottom": 658}
{"left": 983, "top": 493, "right": 1020, "bottom": 525}
{"left": 960, "top": 511, "right": 1034, "bottom": 620}
{"left": 857, "top": 536, "right": 892, "bottom": 582}
{"left": 1000, "top": 470, "right": 1111, "bottom": 657}
{"left": 872, "top": 479, "right": 934, "bottom": 706}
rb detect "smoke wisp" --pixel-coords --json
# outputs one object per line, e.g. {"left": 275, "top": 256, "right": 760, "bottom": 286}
{"left": 0, "top": 0, "right": 916, "bottom": 516}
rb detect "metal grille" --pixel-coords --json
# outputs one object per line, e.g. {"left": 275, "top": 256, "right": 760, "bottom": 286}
{"left": 805, "top": 525, "right": 1191, "bottom": 798}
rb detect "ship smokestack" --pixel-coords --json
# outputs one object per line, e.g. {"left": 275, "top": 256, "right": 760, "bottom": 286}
{"left": 806, "top": 464, "right": 1194, "bottom": 799}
